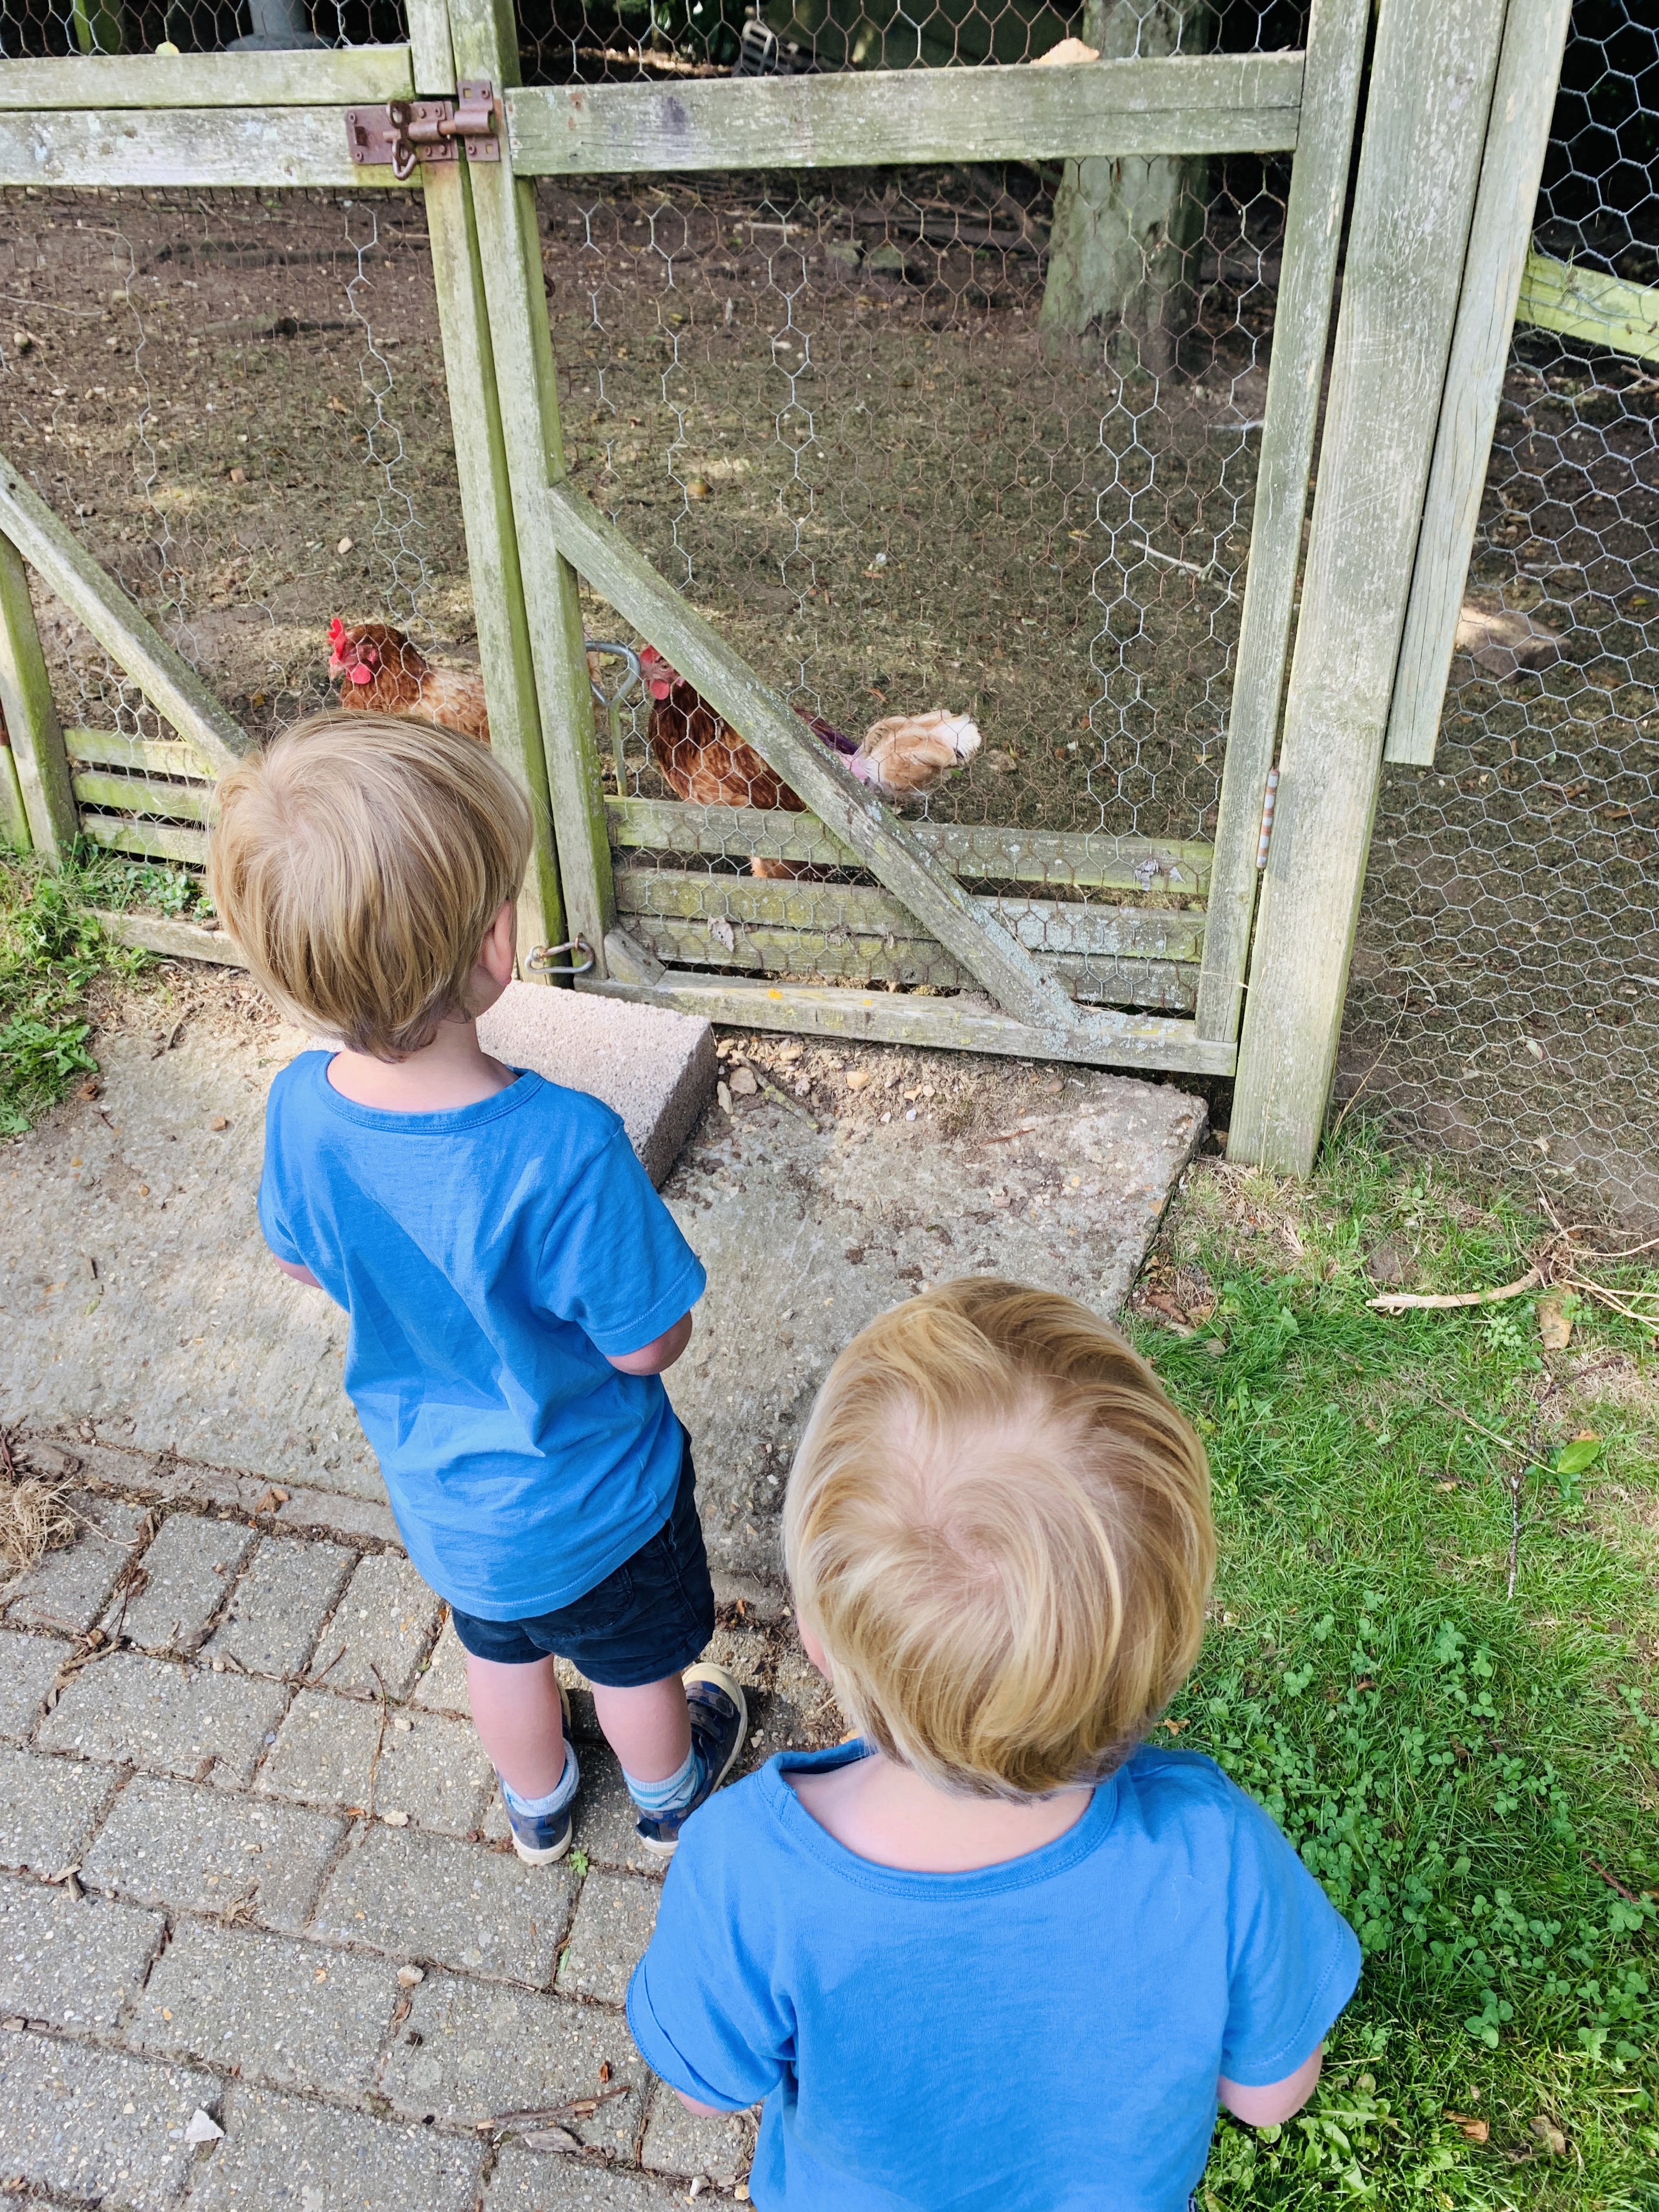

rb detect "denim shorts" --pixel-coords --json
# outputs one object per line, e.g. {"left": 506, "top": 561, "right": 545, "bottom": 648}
{"left": 448, "top": 1433, "right": 714, "bottom": 1690}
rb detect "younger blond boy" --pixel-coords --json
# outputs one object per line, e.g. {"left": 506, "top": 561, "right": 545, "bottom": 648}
{"left": 629, "top": 1279, "right": 1360, "bottom": 2208}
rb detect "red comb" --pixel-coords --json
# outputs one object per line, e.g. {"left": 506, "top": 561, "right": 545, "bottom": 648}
{"left": 328, "top": 617, "right": 345, "bottom": 646}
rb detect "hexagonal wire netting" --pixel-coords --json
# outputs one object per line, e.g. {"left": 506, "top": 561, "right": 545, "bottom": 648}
{"left": 1339, "top": 0, "right": 1659, "bottom": 1229}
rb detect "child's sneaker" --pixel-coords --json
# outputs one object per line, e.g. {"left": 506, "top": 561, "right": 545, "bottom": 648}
{"left": 496, "top": 1683, "right": 576, "bottom": 1866}
{"left": 635, "top": 1663, "right": 748, "bottom": 1860}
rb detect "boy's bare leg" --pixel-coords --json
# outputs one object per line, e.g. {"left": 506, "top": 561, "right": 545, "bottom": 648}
{"left": 466, "top": 1652, "right": 566, "bottom": 1798}
{"left": 592, "top": 1676, "right": 693, "bottom": 1784}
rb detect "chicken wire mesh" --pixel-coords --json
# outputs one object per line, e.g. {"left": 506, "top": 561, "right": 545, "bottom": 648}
{"left": 0, "top": 2, "right": 407, "bottom": 60}
{"left": 0, "top": 184, "right": 463, "bottom": 910}
{"left": 1339, "top": 0, "right": 1658, "bottom": 1228}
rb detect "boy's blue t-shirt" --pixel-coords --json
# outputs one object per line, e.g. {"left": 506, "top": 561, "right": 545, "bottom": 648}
{"left": 628, "top": 1742, "right": 1361, "bottom": 2212}
{"left": 257, "top": 1051, "right": 706, "bottom": 1619}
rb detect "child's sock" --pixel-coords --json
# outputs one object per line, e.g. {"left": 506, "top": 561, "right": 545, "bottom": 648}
{"left": 623, "top": 1742, "right": 702, "bottom": 1818}
{"left": 501, "top": 1741, "right": 580, "bottom": 1820}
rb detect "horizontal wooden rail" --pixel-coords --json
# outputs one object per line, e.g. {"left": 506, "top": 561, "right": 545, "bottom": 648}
{"left": 0, "top": 456, "right": 249, "bottom": 775}
{"left": 616, "top": 865, "right": 1204, "bottom": 962}
{"left": 65, "top": 727, "right": 214, "bottom": 780}
{"left": 505, "top": 53, "right": 1304, "bottom": 174}
{"left": 1514, "top": 249, "right": 1659, "bottom": 368}
{"left": 607, "top": 797, "right": 1211, "bottom": 896}
{"left": 0, "top": 45, "right": 413, "bottom": 110}
{"left": 71, "top": 768, "right": 213, "bottom": 824}
{"left": 0, "top": 106, "right": 373, "bottom": 189}
{"left": 579, "top": 970, "right": 1234, "bottom": 1075}
{"left": 80, "top": 815, "right": 208, "bottom": 867}
{"left": 95, "top": 907, "right": 242, "bottom": 965}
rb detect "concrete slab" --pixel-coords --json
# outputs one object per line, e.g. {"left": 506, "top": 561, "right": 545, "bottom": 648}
{"left": 3, "top": 1492, "right": 148, "bottom": 1634}
{"left": 379, "top": 1972, "right": 646, "bottom": 2144}
{"left": 82, "top": 1775, "right": 347, "bottom": 1935}
{"left": 184, "top": 2083, "right": 486, "bottom": 2212}
{"left": 0, "top": 2029, "right": 221, "bottom": 2209}
{"left": 129, "top": 1923, "right": 401, "bottom": 2095}
{"left": 411, "top": 1615, "right": 470, "bottom": 1716}
{"left": 204, "top": 1534, "right": 354, "bottom": 1679}
{"left": 0, "top": 1630, "right": 71, "bottom": 1741}
{"left": 38, "top": 1650, "right": 288, "bottom": 1788}
{"left": 0, "top": 1745, "right": 117, "bottom": 1876}
{"left": 555, "top": 1870, "right": 658, "bottom": 2007}
{"left": 312, "top": 1824, "right": 572, "bottom": 1982}
{"left": 106, "top": 1511, "right": 256, "bottom": 1654}
{"left": 486, "top": 2147, "right": 689, "bottom": 2211}
{"left": 641, "top": 2095, "right": 757, "bottom": 2187}
{"left": 320, "top": 1553, "right": 443, "bottom": 1700}
{"left": 476, "top": 981, "right": 716, "bottom": 1190}
{"left": 0, "top": 1872, "right": 165, "bottom": 2030}
{"left": 256, "top": 1690, "right": 495, "bottom": 1834}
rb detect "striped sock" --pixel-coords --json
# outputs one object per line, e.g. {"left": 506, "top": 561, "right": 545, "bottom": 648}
{"left": 623, "top": 1742, "right": 701, "bottom": 1818}
{"left": 501, "top": 1741, "right": 580, "bottom": 1820}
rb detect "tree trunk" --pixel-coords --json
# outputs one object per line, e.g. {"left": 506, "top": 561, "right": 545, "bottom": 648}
{"left": 1039, "top": 0, "right": 1216, "bottom": 373}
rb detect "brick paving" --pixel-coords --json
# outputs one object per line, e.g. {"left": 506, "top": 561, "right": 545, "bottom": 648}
{"left": 0, "top": 1454, "right": 805, "bottom": 2207}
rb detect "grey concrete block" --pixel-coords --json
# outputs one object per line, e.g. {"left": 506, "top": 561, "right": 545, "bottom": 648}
{"left": 0, "top": 1631, "right": 71, "bottom": 1741}
{"left": 129, "top": 1923, "right": 400, "bottom": 2094}
{"left": 182, "top": 2081, "right": 485, "bottom": 2212}
{"left": 0, "top": 1745, "right": 116, "bottom": 1876}
{"left": 477, "top": 982, "right": 716, "bottom": 1190}
{"left": 0, "top": 2028, "right": 220, "bottom": 2209}
{"left": 38, "top": 1651, "right": 288, "bottom": 1788}
{"left": 320, "top": 1553, "right": 443, "bottom": 1700}
{"left": 3, "top": 1492, "right": 148, "bottom": 1633}
{"left": 641, "top": 2094, "right": 757, "bottom": 2186}
{"left": 108, "top": 1513, "right": 256, "bottom": 1654}
{"left": 381, "top": 1972, "right": 647, "bottom": 2146}
{"left": 82, "top": 1776, "right": 346, "bottom": 1934}
{"left": 257, "top": 1691, "right": 494, "bottom": 1835}
{"left": 0, "top": 1871, "right": 165, "bottom": 2030}
{"left": 486, "top": 2146, "right": 690, "bottom": 2211}
{"left": 556, "top": 1871, "right": 659, "bottom": 2007}
{"left": 205, "top": 1534, "right": 353, "bottom": 1679}
{"left": 312, "top": 1824, "right": 570, "bottom": 1982}
{"left": 410, "top": 1614, "right": 470, "bottom": 1716}
{"left": 274, "top": 1488, "right": 403, "bottom": 1547}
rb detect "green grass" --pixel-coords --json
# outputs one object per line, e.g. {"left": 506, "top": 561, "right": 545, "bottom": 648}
{"left": 0, "top": 845, "right": 204, "bottom": 1134}
{"left": 1132, "top": 1132, "right": 1658, "bottom": 2210}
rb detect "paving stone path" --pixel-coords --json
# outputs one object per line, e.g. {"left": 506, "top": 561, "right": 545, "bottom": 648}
{"left": 0, "top": 1434, "right": 825, "bottom": 2209}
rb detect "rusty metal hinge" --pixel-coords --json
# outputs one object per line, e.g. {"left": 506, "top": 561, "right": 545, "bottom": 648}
{"left": 345, "top": 81, "right": 501, "bottom": 182}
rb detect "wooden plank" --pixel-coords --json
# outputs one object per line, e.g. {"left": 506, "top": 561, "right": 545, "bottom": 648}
{"left": 1193, "top": 0, "right": 1369, "bottom": 1042}
{"left": 424, "top": 155, "right": 568, "bottom": 978}
{"left": 93, "top": 907, "right": 246, "bottom": 968}
{"left": 615, "top": 865, "right": 1205, "bottom": 962}
{"left": 504, "top": 54, "right": 1305, "bottom": 175}
{"left": 622, "top": 912, "right": 1198, "bottom": 1011}
{"left": 0, "top": 45, "right": 414, "bottom": 109}
{"left": 545, "top": 479, "right": 1081, "bottom": 1031}
{"left": 64, "top": 726, "right": 213, "bottom": 780}
{"left": 0, "top": 454, "right": 250, "bottom": 776}
{"left": 578, "top": 971, "right": 1235, "bottom": 1077}
{"left": 1513, "top": 248, "right": 1659, "bottom": 369}
{"left": 71, "top": 768, "right": 213, "bottom": 823}
{"left": 1386, "top": 0, "right": 1575, "bottom": 768}
{"left": 78, "top": 815, "right": 208, "bottom": 867}
{"left": 449, "top": 0, "right": 616, "bottom": 967}
{"left": 402, "top": 0, "right": 456, "bottom": 95}
{"left": 0, "top": 106, "right": 371, "bottom": 189}
{"left": 1229, "top": 0, "right": 1510, "bottom": 1176}
{"left": 0, "top": 530, "right": 76, "bottom": 864}
{"left": 607, "top": 796, "right": 1211, "bottom": 895}
{"left": 1, "top": 730, "right": 31, "bottom": 852}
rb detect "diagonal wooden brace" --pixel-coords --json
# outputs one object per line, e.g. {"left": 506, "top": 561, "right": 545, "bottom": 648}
{"left": 0, "top": 451, "right": 251, "bottom": 777}
{"left": 541, "top": 480, "right": 1087, "bottom": 1032}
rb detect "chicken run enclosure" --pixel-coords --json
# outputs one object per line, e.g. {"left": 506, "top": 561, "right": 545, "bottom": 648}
{"left": 0, "top": 0, "right": 1653, "bottom": 1210}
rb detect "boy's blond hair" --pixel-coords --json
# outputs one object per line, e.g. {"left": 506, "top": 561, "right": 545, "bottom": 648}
{"left": 209, "top": 712, "right": 532, "bottom": 1060}
{"left": 784, "top": 1278, "right": 1214, "bottom": 1798}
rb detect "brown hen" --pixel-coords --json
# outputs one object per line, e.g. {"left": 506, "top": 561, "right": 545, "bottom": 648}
{"left": 328, "top": 619, "right": 491, "bottom": 746}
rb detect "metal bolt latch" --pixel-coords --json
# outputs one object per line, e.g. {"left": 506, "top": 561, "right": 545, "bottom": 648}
{"left": 524, "top": 936, "right": 596, "bottom": 977}
{"left": 345, "top": 81, "right": 501, "bottom": 182}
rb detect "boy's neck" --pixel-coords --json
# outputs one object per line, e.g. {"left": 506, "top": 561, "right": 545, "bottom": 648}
{"left": 326, "top": 1013, "right": 517, "bottom": 1114}
{"left": 788, "top": 1748, "right": 1092, "bottom": 1874}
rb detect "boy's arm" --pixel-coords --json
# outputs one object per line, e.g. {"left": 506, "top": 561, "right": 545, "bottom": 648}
{"left": 605, "top": 1310, "right": 693, "bottom": 1376}
{"left": 273, "top": 1254, "right": 322, "bottom": 1290}
{"left": 1218, "top": 2044, "right": 1323, "bottom": 2126}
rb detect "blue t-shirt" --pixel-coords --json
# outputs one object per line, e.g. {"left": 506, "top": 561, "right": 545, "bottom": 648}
{"left": 628, "top": 1742, "right": 1361, "bottom": 2211}
{"left": 257, "top": 1051, "right": 706, "bottom": 1618}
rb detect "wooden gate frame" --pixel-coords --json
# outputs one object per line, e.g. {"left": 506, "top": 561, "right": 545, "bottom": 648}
{"left": 448, "top": 0, "right": 1372, "bottom": 1081}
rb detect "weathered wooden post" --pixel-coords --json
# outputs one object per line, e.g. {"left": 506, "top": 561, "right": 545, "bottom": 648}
{"left": 1039, "top": 0, "right": 1214, "bottom": 370}
{"left": 0, "top": 531, "right": 75, "bottom": 866}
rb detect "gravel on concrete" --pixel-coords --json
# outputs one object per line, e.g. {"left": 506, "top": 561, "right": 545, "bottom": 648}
{"left": 0, "top": 1744, "right": 117, "bottom": 1876}
{"left": 204, "top": 1532, "right": 354, "bottom": 1679}
{"left": 0, "top": 2029, "right": 221, "bottom": 2209}
{"left": 103, "top": 1511, "right": 256, "bottom": 1653}
{"left": 82, "top": 1775, "right": 346, "bottom": 1934}
{"left": 0, "top": 1631, "right": 70, "bottom": 1741}
{"left": 319, "top": 1553, "right": 443, "bottom": 1700}
{"left": 555, "top": 1870, "right": 659, "bottom": 2007}
{"left": 3, "top": 1492, "right": 149, "bottom": 1634}
{"left": 486, "top": 2147, "right": 692, "bottom": 2210}
{"left": 312, "top": 1822, "right": 572, "bottom": 1982}
{"left": 0, "top": 1871, "right": 164, "bottom": 2030}
{"left": 257, "top": 1690, "right": 494, "bottom": 1834}
{"left": 38, "top": 1650, "right": 288, "bottom": 1788}
{"left": 641, "top": 2093, "right": 758, "bottom": 2187}
{"left": 184, "top": 2080, "right": 486, "bottom": 2212}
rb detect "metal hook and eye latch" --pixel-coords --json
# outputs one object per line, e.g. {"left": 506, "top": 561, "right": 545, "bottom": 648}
{"left": 524, "top": 937, "right": 596, "bottom": 977}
